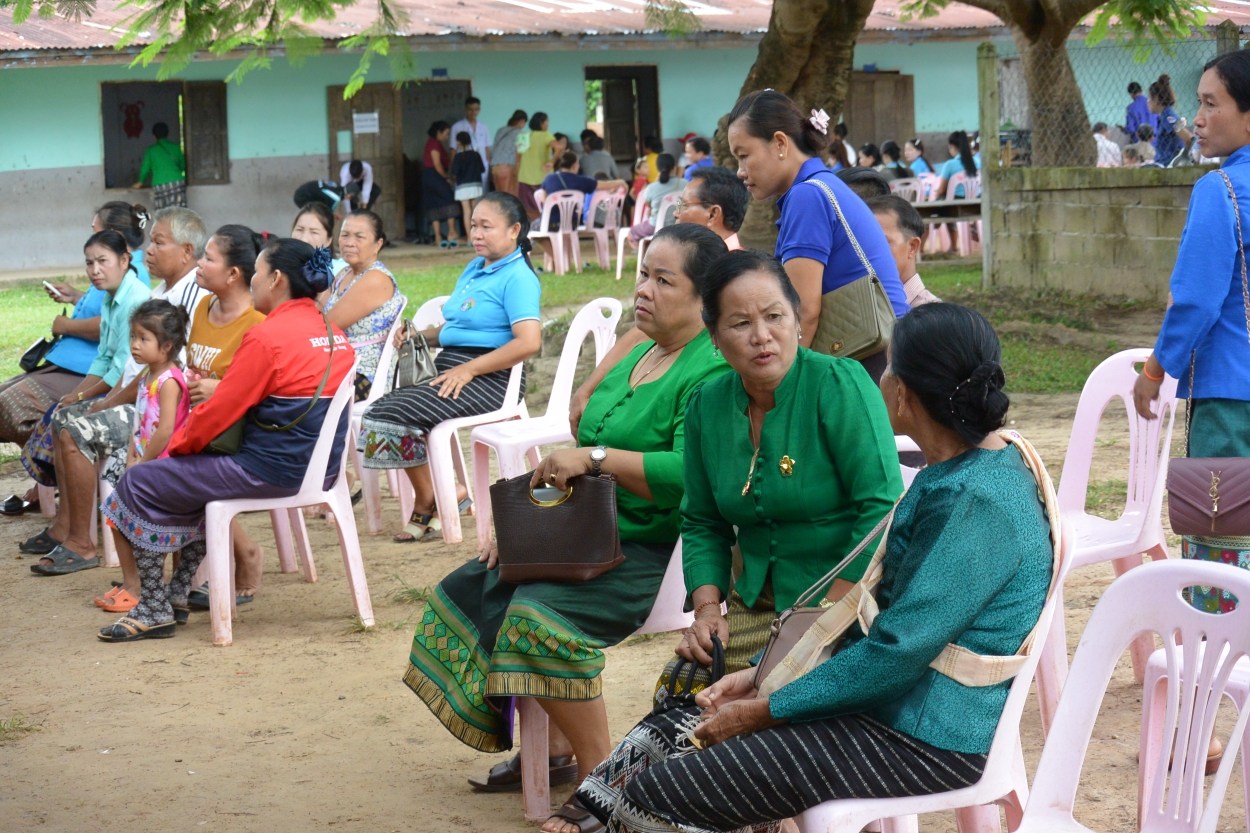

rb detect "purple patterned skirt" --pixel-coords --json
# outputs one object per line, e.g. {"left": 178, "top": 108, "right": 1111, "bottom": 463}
{"left": 102, "top": 454, "right": 298, "bottom": 553}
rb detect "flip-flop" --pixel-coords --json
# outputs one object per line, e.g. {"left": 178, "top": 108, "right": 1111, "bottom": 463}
{"left": 19, "top": 528, "right": 60, "bottom": 555}
{"left": 458, "top": 497, "right": 473, "bottom": 515}
{"left": 97, "top": 616, "right": 176, "bottom": 642}
{"left": 94, "top": 585, "right": 123, "bottom": 607}
{"left": 468, "top": 753, "right": 578, "bottom": 793}
{"left": 439, "top": 240, "right": 452, "bottom": 249}
{"left": 186, "top": 584, "right": 254, "bottom": 611}
{"left": 545, "top": 796, "right": 604, "bottom": 833}
{"left": 100, "top": 589, "right": 139, "bottom": 613}
{"left": 350, "top": 481, "right": 364, "bottom": 506}
{"left": 30, "top": 544, "right": 99, "bottom": 575}
{"left": 394, "top": 512, "right": 441, "bottom": 544}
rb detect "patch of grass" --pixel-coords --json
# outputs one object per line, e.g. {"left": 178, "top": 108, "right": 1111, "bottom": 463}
{"left": 1085, "top": 479, "right": 1128, "bottom": 520}
{"left": 0, "top": 713, "right": 41, "bottom": 743}
{"left": 0, "top": 285, "right": 73, "bottom": 372}
{"left": 999, "top": 333, "right": 1118, "bottom": 394}
{"left": 922, "top": 263, "right": 983, "bottom": 297}
{"left": 391, "top": 575, "right": 432, "bottom": 605}
{"left": 344, "top": 615, "right": 376, "bottom": 634}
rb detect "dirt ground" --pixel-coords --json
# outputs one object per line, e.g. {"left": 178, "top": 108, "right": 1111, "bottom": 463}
{"left": 2, "top": 342, "right": 1246, "bottom": 831}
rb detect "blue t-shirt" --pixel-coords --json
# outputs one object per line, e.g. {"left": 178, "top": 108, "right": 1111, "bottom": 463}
{"left": 683, "top": 157, "right": 713, "bottom": 181}
{"left": 1156, "top": 106, "right": 1184, "bottom": 164}
{"left": 775, "top": 158, "right": 909, "bottom": 318}
{"left": 541, "top": 171, "right": 598, "bottom": 226}
{"left": 1126, "top": 94, "right": 1157, "bottom": 139}
{"left": 131, "top": 248, "right": 151, "bottom": 287}
{"left": 44, "top": 287, "right": 107, "bottom": 375}
{"left": 939, "top": 156, "right": 980, "bottom": 198}
{"left": 439, "top": 248, "right": 542, "bottom": 350}
{"left": 910, "top": 157, "right": 932, "bottom": 175}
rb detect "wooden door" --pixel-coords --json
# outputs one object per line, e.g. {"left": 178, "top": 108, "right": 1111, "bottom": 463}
{"left": 327, "top": 83, "right": 404, "bottom": 241}
{"left": 602, "top": 78, "right": 638, "bottom": 166}
{"left": 184, "top": 81, "right": 229, "bottom": 185}
{"left": 844, "top": 71, "right": 915, "bottom": 150}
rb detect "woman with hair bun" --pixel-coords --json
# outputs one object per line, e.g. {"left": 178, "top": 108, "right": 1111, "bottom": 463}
{"left": 1149, "top": 73, "right": 1193, "bottom": 165}
{"left": 571, "top": 301, "right": 1055, "bottom": 833}
{"left": 98, "top": 240, "right": 356, "bottom": 642}
{"left": 725, "top": 89, "right": 908, "bottom": 384}
{"left": 361, "top": 192, "right": 542, "bottom": 543}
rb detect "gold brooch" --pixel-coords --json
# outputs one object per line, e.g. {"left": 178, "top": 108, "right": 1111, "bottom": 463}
{"left": 778, "top": 456, "right": 795, "bottom": 477}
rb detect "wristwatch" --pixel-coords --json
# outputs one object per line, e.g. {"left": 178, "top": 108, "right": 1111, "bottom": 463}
{"left": 589, "top": 446, "right": 607, "bottom": 476}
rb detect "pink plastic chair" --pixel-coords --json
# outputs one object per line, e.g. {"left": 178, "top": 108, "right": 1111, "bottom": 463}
{"left": 348, "top": 296, "right": 409, "bottom": 535}
{"left": 634, "top": 192, "right": 680, "bottom": 282}
{"left": 517, "top": 538, "right": 693, "bottom": 821}
{"left": 895, "top": 435, "right": 921, "bottom": 488}
{"left": 1040, "top": 348, "right": 1178, "bottom": 709}
{"left": 616, "top": 197, "right": 650, "bottom": 281}
{"left": 201, "top": 361, "right": 372, "bottom": 647}
{"left": 945, "top": 173, "right": 982, "bottom": 257}
{"left": 579, "top": 189, "right": 626, "bottom": 270}
{"left": 797, "top": 519, "right": 1074, "bottom": 833}
{"left": 530, "top": 190, "right": 584, "bottom": 276}
{"left": 1015, "top": 559, "right": 1250, "bottom": 833}
{"left": 469, "top": 298, "right": 623, "bottom": 547}
{"left": 919, "top": 173, "right": 950, "bottom": 255}
{"left": 889, "top": 177, "right": 922, "bottom": 202}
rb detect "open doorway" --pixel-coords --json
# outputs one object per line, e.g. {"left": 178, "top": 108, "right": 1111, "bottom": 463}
{"left": 401, "top": 79, "right": 472, "bottom": 242}
{"left": 584, "top": 66, "right": 660, "bottom": 168}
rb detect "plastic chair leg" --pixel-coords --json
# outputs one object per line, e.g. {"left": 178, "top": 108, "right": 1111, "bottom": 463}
{"left": 288, "top": 507, "right": 317, "bottom": 583}
{"left": 38, "top": 484, "right": 56, "bottom": 517}
{"left": 955, "top": 805, "right": 1000, "bottom": 833}
{"left": 1035, "top": 583, "right": 1069, "bottom": 737}
{"left": 327, "top": 480, "right": 374, "bottom": 627}
{"left": 270, "top": 509, "right": 299, "bottom": 574}
{"left": 98, "top": 479, "right": 118, "bottom": 568}
{"left": 398, "top": 470, "right": 415, "bottom": 530}
{"left": 205, "top": 506, "right": 236, "bottom": 647}
{"left": 882, "top": 816, "right": 918, "bottom": 833}
{"left": 615, "top": 232, "right": 628, "bottom": 280}
{"left": 360, "top": 469, "right": 383, "bottom": 535}
{"left": 518, "top": 697, "right": 551, "bottom": 822}
{"left": 429, "top": 427, "right": 465, "bottom": 545}
{"left": 472, "top": 440, "right": 494, "bottom": 549}
{"left": 386, "top": 470, "right": 400, "bottom": 497}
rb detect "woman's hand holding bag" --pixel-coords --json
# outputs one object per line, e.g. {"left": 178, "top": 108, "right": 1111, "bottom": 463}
{"left": 692, "top": 669, "right": 782, "bottom": 747}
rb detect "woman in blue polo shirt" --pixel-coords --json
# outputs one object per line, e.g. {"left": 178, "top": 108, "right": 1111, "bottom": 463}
{"left": 361, "top": 191, "right": 543, "bottom": 542}
{"left": 725, "top": 89, "right": 908, "bottom": 382}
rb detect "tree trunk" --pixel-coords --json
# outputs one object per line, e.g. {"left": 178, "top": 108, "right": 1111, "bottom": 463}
{"left": 711, "top": 0, "right": 875, "bottom": 250}
{"left": 1013, "top": 25, "right": 1096, "bottom": 167}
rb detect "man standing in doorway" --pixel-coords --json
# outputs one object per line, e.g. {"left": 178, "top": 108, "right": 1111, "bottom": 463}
{"left": 451, "top": 96, "right": 491, "bottom": 188}
{"left": 339, "top": 160, "right": 379, "bottom": 212}
{"left": 133, "top": 122, "right": 187, "bottom": 209}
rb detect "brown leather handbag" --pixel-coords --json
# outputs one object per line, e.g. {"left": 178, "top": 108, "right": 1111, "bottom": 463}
{"left": 1166, "top": 170, "right": 1250, "bottom": 538}
{"left": 490, "top": 471, "right": 625, "bottom": 583}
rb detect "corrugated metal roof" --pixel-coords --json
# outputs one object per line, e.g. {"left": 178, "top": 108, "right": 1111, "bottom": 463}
{"left": 1, "top": 0, "right": 1247, "bottom": 54}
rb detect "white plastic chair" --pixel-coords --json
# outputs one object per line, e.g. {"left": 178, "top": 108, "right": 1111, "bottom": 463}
{"left": 797, "top": 519, "right": 1074, "bottom": 833}
{"left": 889, "top": 177, "right": 922, "bottom": 202}
{"left": 634, "top": 192, "right": 680, "bottom": 283}
{"left": 1015, "top": 559, "right": 1250, "bottom": 833}
{"left": 945, "top": 173, "right": 982, "bottom": 257}
{"left": 202, "top": 361, "right": 372, "bottom": 647}
{"left": 469, "top": 298, "right": 623, "bottom": 546}
{"left": 1042, "top": 349, "right": 1177, "bottom": 708}
{"left": 918, "top": 173, "right": 950, "bottom": 255}
{"left": 579, "top": 189, "right": 626, "bottom": 270}
{"left": 530, "top": 190, "right": 584, "bottom": 276}
{"left": 616, "top": 198, "right": 649, "bottom": 281}
{"left": 348, "top": 296, "right": 409, "bottom": 535}
{"left": 895, "top": 434, "right": 921, "bottom": 488}
{"left": 517, "top": 538, "right": 692, "bottom": 821}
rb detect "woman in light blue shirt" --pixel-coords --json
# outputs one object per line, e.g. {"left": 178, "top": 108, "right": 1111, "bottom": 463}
{"left": 1135, "top": 50, "right": 1250, "bottom": 614}
{"left": 93, "top": 201, "right": 150, "bottom": 285}
{"left": 361, "top": 192, "right": 542, "bottom": 542}
{"left": 936, "top": 130, "right": 980, "bottom": 199}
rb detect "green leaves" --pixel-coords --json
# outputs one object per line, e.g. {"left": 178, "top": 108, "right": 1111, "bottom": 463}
{"left": 1085, "top": 0, "right": 1207, "bottom": 60}
{"left": 644, "top": 0, "right": 702, "bottom": 37}
{"left": 2, "top": 0, "right": 96, "bottom": 24}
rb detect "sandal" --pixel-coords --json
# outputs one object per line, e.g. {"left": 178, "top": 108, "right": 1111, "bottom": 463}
{"left": 458, "top": 496, "right": 473, "bottom": 515}
{"left": 97, "top": 616, "right": 176, "bottom": 642}
{"left": 350, "top": 481, "right": 364, "bottom": 506}
{"left": 30, "top": 544, "right": 99, "bottom": 575}
{"left": 394, "top": 512, "right": 441, "bottom": 544}
{"left": 0, "top": 494, "right": 34, "bottom": 516}
{"left": 545, "top": 796, "right": 604, "bottom": 833}
{"left": 19, "top": 528, "right": 60, "bottom": 555}
{"left": 468, "top": 753, "right": 577, "bottom": 793}
{"left": 187, "top": 583, "right": 254, "bottom": 611}
{"left": 100, "top": 589, "right": 139, "bottom": 613}
{"left": 173, "top": 606, "right": 190, "bottom": 626}
{"left": 94, "top": 586, "right": 122, "bottom": 607}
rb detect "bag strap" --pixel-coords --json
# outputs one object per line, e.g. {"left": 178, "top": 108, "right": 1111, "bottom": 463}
{"left": 251, "top": 313, "right": 337, "bottom": 433}
{"left": 791, "top": 507, "right": 896, "bottom": 609}
{"left": 1187, "top": 171, "right": 1250, "bottom": 455}
{"left": 808, "top": 178, "right": 877, "bottom": 282}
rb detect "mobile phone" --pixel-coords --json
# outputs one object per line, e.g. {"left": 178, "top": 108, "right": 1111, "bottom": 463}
{"left": 42, "top": 281, "right": 64, "bottom": 300}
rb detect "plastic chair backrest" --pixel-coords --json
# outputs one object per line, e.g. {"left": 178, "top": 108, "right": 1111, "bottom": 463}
{"left": 946, "top": 172, "right": 982, "bottom": 200}
{"left": 586, "top": 189, "right": 626, "bottom": 232}
{"left": 546, "top": 298, "right": 623, "bottom": 419}
{"left": 631, "top": 195, "right": 650, "bottom": 226}
{"left": 889, "top": 177, "right": 922, "bottom": 202}
{"left": 362, "top": 296, "right": 408, "bottom": 407}
{"left": 1055, "top": 348, "right": 1178, "bottom": 524}
{"left": 1022, "top": 559, "right": 1250, "bottom": 833}
{"left": 917, "top": 172, "right": 942, "bottom": 201}
{"left": 653, "top": 192, "right": 679, "bottom": 231}
{"left": 294, "top": 358, "right": 358, "bottom": 499}
{"left": 413, "top": 295, "right": 450, "bottom": 331}
{"left": 541, "top": 190, "right": 585, "bottom": 235}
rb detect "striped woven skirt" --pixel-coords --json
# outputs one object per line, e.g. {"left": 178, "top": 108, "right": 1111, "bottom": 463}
{"left": 577, "top": 707, "right": 986, "bottom": 833}
{"left": 360, "top": 347, "right": 518, "bottom": 469}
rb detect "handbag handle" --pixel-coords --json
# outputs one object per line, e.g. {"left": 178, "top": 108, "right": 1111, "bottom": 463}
{"left": 791, "top": 507, "right": 896, "bottom": 610}
{"left": 250, "top": 312, "right": 337, "bottom": 433}
{"left": 669, "top": 634, "right": 725, "bottom": 697}
{"left": 1185, "top": 171, "right": 1250, "bottom": 455}
{"left": 808, "top": 178, "right": 878, "bottom": 283}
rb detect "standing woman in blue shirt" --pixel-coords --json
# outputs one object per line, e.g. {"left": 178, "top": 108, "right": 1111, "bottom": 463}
{"left": 725, "top": 89, "right": 908, "bottom": 382}
{"left": 1149, "top": 74, "right": 1194, "bottom": 166}
{"left": 1125, "top": 81, "right": 1158, "bottom": 139}
{"left": 361, "top": 192, "right": 542, "bottom": 542}
{"left": 1135, "top": 49, "right": 1250, "bottom": 613}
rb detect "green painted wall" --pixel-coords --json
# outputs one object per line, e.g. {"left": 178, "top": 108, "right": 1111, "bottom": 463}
{"left": 854, "top": 40, "right": 984, "bottom": 133}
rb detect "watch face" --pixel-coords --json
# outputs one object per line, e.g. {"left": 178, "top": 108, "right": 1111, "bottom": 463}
{"left": 590, "top": 447, "right": 606, "bottom": 462}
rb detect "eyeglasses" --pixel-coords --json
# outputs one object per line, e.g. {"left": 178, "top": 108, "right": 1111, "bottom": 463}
{"left": 675, "top": 199, "right": 708, "bottom": 211}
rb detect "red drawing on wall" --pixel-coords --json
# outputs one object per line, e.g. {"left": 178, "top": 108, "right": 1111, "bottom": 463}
{"left": 121, "top": 101, "right": 145, "bottom": 139}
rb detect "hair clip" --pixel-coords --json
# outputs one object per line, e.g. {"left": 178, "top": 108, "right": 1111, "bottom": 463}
{"left": 809, "top": 109, "right": 830, "bottom": 135}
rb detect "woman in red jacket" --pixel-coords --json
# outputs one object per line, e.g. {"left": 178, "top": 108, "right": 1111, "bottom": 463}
{"left": 98, "top": 240, "right": 356, "bottom": 642}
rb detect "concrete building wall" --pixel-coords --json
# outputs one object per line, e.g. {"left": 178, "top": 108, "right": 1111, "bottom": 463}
{"left": 988, "top": 166, "right": 1204, "bottom": 302}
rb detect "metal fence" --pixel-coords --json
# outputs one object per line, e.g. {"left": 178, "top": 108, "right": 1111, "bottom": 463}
{"left": 994, "top": 36, "right": 1220, "bottom": 167}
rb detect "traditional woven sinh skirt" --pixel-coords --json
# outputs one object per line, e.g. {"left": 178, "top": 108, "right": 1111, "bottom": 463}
{"left": 423, "top": 168, "right": 460, "bottom": 223}
{"left": 0, "top": 366, "right": 83, "bottom": 446}
{"left": 403, "top": 540, "right": 673, "bottom": 753}
{"left": 153, "top": 180, "right": 187, "bottom": 209}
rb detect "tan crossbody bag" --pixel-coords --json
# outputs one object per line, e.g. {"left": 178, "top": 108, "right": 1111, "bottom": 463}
{"left": 754, "top": 430, "right": 1063, "bottom": 698}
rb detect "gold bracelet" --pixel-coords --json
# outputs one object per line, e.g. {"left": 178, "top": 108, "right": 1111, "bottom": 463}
{"left": 694, "top": 600, "right": 720, "bottom": 618}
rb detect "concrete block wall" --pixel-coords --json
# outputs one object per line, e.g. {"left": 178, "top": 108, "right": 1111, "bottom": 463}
{"left": 987, "top": 166, "right": 1209, "bottom": 303}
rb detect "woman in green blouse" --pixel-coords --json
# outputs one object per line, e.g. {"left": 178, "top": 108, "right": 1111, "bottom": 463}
{"left": 402, "top": 224, "right": 730, "bottom": 804}
{"left": 568, "top": 292, "right": 1055, "bottom": 833}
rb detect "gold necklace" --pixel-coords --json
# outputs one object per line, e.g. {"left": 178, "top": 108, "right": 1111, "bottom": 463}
{"left": 742, "top": 401, "right": 764, "bottom": 496}
{"left": 629, "top": 344, "right": 679, "bottom": 389}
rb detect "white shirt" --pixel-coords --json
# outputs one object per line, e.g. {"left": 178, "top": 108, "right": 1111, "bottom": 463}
{"left": 902, "top": 273, "right": 940, "bottom": 307}
{"left": 451, "top": 118, "right": 492, "bottom": 183}
{"left": 339, "top": 161, "right": 374, "bottom": 211}
{"left": 124, "top": 267, "right": 206, "bottom": 385}
{"left": 1095, "top": 133, "right": 1122, "bottom": 168}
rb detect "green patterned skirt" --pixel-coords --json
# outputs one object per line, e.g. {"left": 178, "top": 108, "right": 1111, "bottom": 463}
{"left": 403, "top": 540, "right": 673, "bottom": 753}
{"left": 1182, "top": 398, "right": 1250, "bottom": 612}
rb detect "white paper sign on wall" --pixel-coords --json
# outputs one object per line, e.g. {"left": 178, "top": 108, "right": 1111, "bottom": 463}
{"left": 353, "top": 112, "right": 380, "bottom": 135}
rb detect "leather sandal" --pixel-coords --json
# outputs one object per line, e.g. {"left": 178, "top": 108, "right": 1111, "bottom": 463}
{"left": 544, "top": 796, "right": 604, "bottom": 833}
{"left": 187, "top": 583, "right": 253, "bottom": 611}
{"left": 19, "top": 528, "right": 59, "bottom": 555}
{"left": 30, "top": 544, "right": 99, "bottom": 575}
{"left": 0, "top": 494, "right": 34, "bottom": 516}
{"left": 97, "top": 617, "right": 176, "bottom": 642}
{"left": 468, "top": 753, "right": 577, "bottom": 793}
{"left": 394, "top": 512, "right": 441, "bottom": 544}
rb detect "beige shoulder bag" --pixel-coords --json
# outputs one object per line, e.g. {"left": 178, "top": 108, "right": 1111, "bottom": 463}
{"left": 754, "top": 430, "right": 1063, "bottom": 698}
{"left": 805, "top": 178, "right": 898, "bottom": 361}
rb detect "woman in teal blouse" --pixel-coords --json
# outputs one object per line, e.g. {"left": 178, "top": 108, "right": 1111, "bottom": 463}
{"left": 568, "top": 295, "right": 1054, "bottom": 833}
{"left": 402, "top": 225, "right": 730, "bottom": 815}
